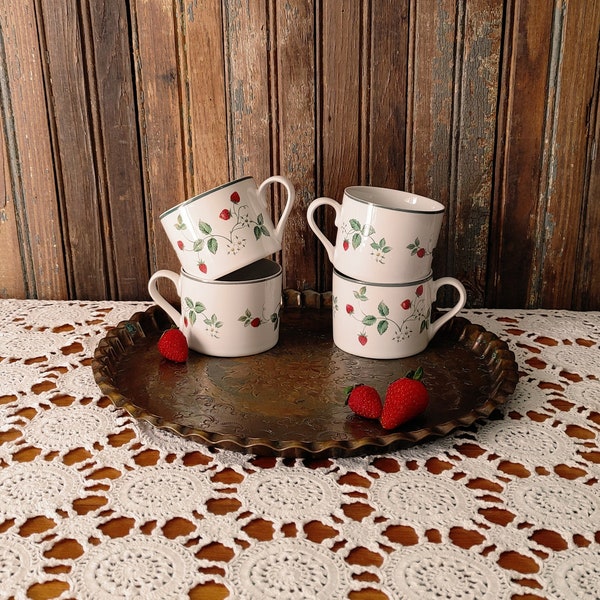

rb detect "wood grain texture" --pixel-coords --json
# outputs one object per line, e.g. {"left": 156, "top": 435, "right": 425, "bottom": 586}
{"left": 0, "top": 0, "right": 598, "bottom": 308}
{"left": 274, "top": 0, "right": 319, "bottom": 290}
{"left": 0, "top": 0, "right": 67, "bottom": 298}
{"left": 85, "top": 0, "right": 149, "bottom": 300}
{"left": 39, "top": 0, "right": 109, "bottom": 299}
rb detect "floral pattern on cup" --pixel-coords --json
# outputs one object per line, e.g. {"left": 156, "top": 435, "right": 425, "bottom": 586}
{"left": 173, "top": 191, "right": 270, "bottom": 275}
{"left": 407, "top": 237, "right": 432, "bottom": 259}
{"left": 334, "top": 285, "right": 431, "bottom": 348}
{"left": 183, "top": 297, "right": 223, "bottom": 338}
{"left": 340, "top": 220, "right": 392, "bottom": 264}
{"left": 238, "top": 305, "right": 281, "bottom": 331}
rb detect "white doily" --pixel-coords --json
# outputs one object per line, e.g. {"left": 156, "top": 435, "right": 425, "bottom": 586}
{"left": 0, "top": 300, "right": 599, "bottom": 599}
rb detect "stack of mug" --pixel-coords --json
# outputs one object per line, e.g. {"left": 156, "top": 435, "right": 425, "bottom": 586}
{"left": 307, "top": 186, "right": 467, "bottom": 359}
{"left": 148, "top": 176, "right": 295, "bottom": 357}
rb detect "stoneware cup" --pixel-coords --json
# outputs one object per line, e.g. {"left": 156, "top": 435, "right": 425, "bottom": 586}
{"left": 332, "top": 270, "right": 467, "bottom": 359}
{"left": 307, "top": 186, "right": 444, "bottom": 283}
{"left": 160, "top": 176, "right": 295, "bottom": 281}
{"left": 148, "top": 259, "right": 282, "bottom": 357}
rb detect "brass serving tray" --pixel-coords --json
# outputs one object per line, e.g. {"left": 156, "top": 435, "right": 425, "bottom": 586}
{"left": 93, "top": 303, "right": 519, "bottom": 458}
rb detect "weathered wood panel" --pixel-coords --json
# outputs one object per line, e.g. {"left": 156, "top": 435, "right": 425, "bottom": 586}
{"left": 318, "top": 0, "right": 363, "bottom": 290}
{"left": 275, "top": 0, "right": 319, "bottom": 291}
{"left": 0, "top": 0, "right": 598, "bottom": 309}
{"left": 39, "top": 0, "right": 109, "bottom": 299}
{"left": 85, "top": 0, "right": 149, "bottom": 300}
{"left": 408, "top": 0, "right": 457, "bottom": 288}
{"left": 538, "top": 0, "right": 600, "bottom": 307}
{"left": 488, "top": 0, "right": 556, "bottom": 308}
{"left": 0, "top": 0, "right": 67, "bottom": 298}
{"left": 0, "top": 123, "right": 26, "bottom": 298}
{"left": 130, "top": 0, "right": 186, "bottom": 284}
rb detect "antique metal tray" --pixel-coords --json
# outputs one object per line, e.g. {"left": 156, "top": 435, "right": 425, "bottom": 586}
{"left": 93, "top": 301, "right": 519, "bottom": 458}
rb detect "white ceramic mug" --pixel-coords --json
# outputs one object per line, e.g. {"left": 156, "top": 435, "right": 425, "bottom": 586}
{"left": 160, "top": 176, "right": 295, "bottom": 280}
{"left": 307, "top": 186, "right": 444, "bottom": 283}
{"left": 332, "top": 270, "right": 466, "bottom": 359}
{"left": 148, "top": 259, "right": 282, "bottom": 357}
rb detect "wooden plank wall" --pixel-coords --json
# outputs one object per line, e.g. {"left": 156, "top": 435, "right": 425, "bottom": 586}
{"left": 0, "top": 0, "right": 598, "bottom": 309}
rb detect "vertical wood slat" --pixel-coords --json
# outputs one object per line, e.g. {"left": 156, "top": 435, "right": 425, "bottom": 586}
{"left": 538, "top": 0, "right": 600, "bottom": 307}
{"left": 408, "top": 0, "right": 457, "bottom": 285}
{"left": 318, "top": 0, "right": 363, "bottom": 290}
{"left": 130, "top": 0, "right": 186, "bottom": 281}
{"left": 275, "top": 0, "right": 318, "bottom": 290}
{"left": 224, "top": 0, "right": 272, "bottom": 182}
{"left": 575, "top": 39, "right": 600, "bottom": 310}
{"left": 368, "top": 0, "right": 409, "bottom": 191}
{"left": 177, "top": 0, "right": 229, "bottom": 196}
{"left": 0, "top": 0, "right": 67, "bottom": 299}
{"left": 452, "top": 0, "right": 503, "bottom": 307}
{"left": 488, "top": 0, "right": 555, "bottom": 308}
{"left": 39, "top": 0, "right": 109, "bottom": 299}
{"left": 0, "top": 122, "right": 26, "bottom": 297}
{"left": 85, "top": 0, "right": 149, "bottom": 300}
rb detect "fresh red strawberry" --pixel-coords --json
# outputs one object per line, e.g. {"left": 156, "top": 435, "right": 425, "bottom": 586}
{"left": 157, "top": 328, "right": 188, "bottom": 363}
{"left": 380, "top": 367, "right": 428, "bottom": 429}
{"left": 345, "top": 384, "right": 383, "bottom": 419}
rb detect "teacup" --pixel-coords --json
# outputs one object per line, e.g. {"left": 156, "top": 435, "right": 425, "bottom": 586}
{"left": 160, "top": 176, "right": 295, "bottom": 280}
{"left": 332, "top": 270, "right": 466, "bottom": 359}
{"left": 307, "top": 186, "right": 444, "bottom": 283}
{"left": 148, "top": 259, "right": 282, "bottom": 357}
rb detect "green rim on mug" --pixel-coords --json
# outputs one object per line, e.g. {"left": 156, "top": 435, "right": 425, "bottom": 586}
{"left": 181, "top": 259, "right": 282, "bottom": 284}
{"left": 160, "top": 176, "right": 254, "bottom": 219}
{"left": 344, "top": 186, "right": 444, "bottom": 214}
{"left": 333, "top": 268, "right": 433, "bottom": 287}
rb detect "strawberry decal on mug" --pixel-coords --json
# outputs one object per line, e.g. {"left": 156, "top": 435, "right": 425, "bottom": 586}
{"left": 407, "top": 238, "right": 431, "bottom": 259}
{"left": 174, "top": 190, "right": 271, "bottom": 260}
{"left": 334, "top": 285, "right": 430, "bottom": 346}
{"left": 238, "top": 305, "right": 281, "bottom": 331}
{"left": 340, "top": 220, "right": 392, "bottom": 264}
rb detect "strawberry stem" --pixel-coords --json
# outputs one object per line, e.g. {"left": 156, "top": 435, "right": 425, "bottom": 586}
{"left": 405, "top": 366, "right": 424, "bottom": 381}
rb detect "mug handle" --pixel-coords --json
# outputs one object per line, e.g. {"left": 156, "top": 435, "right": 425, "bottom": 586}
{"left": 258, "top": 175, "right": 296, "bottom": 242}
{"left": 429, "top": 277, "right": 467, "bottom": 338}
{"left": 148, "top": 270, "right": 182, "bottom": 325}
{"left": 306, "top": 197, "right": 342, "bottom": 263}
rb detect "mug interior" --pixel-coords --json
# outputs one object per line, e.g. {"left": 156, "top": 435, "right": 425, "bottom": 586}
{"left": 159, "top": 176, "right": 254, "bottom": 219}
{"left": 183, "top": 259, "right": 282, "bottom": 284}
{"left": 345, "top": 186, "right": 444, "bottom": 213}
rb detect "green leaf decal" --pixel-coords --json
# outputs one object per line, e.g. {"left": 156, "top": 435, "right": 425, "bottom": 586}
{"left": 175, "top": 215, "right": 187, "bottom": 230}
{"left": 194, "top": 302, "right": 206, "bottom": 313}
{"left": 257, "top": 213, "right": 264, "bottom": 225}
{"left": 198, "top": 221, "right": 212, "bottom": 235}
{"left": 352, "top": 233, "right": 362, "bottom": 249}
{"left": 207, "top": 237, "right": 218, "bottom": 254}
{"left": 193, "top": 239, "right": 204, "bottom": 252}
{"left": 350, "top": 219, "right": 362, "bottom": 231}
{"left": 362, "top": 315, "right": 376, "bottom": 326}
{"left": 185, "top": 297, "right": 194, "bottom": 309}
{"left": 378, "top": 301, "right": 389, "bottom": 317}
{"left": 377, "top": 320, "right": 389, "bottom": 335}
{"left": 261, "top": 225, "right": 270, "bottom": 237}
{"left": 254, "top": 225, "right": 262, "bottom": 240}
{"left": 189, "top": 311, "right": 197, "bottom": 325}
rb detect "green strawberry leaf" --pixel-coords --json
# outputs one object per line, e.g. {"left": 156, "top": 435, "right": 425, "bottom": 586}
{"left": 198, "top": 221, "right": 212, "bottom": 235}
{"left": 349, "top": 219, "right": 362, "bottom": 231}
{"left": 362, "top": 315, "right": 376, "bottom": 326}
{"left": 193, "top": 239, "right": 204, "bottom": 252}
{"left": 352, "top": 232, "right": 362, "bottom": 249}
{"left": 207, "top": 237, "right": 218, "bottom": 254}
{"left": 377, "top": 319, "right": 389, "bottom": 335}
{"left": 378, "top": 301, "right": 389, "bottom": 317}
{"left": 254, "top": 225, "right": 262, "bottom": 240}
{"left": 194, "top": 302, "right": 206, "bottom": 313}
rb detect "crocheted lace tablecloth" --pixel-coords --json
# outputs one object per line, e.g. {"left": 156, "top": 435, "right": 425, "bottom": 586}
{"left": 0, "top": 300, "right": 598, "bottom": 599}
